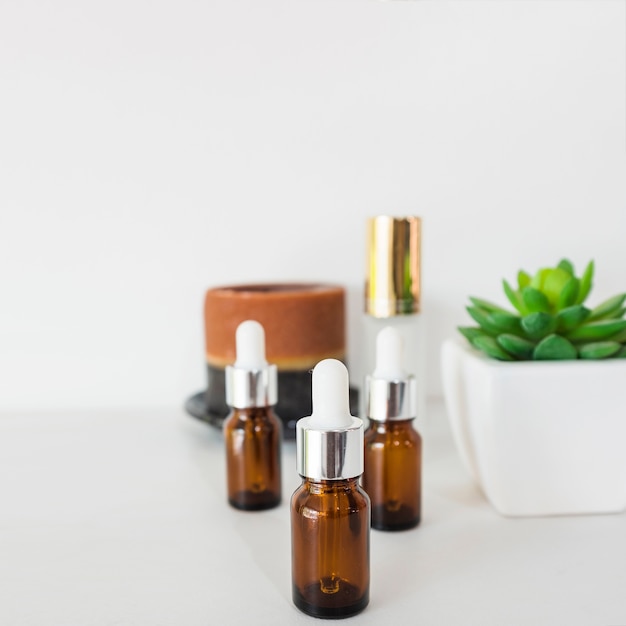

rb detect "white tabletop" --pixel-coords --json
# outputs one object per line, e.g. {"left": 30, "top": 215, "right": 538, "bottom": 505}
{"left": 2, "top": 401, "right": 625, "bottom": 625}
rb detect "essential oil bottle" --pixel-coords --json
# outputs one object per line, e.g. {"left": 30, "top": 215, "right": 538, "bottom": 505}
{"left": 362, "top": 216, "right": 425, "bottom": 431}
{"left": 362, "top": 326, "right": 422, "bottom": 531}
{"left": 291, "top": 359, "right": 370, "bottom": 619}
{"left": 223, "top": 320, "right": 281, "bottom": 511}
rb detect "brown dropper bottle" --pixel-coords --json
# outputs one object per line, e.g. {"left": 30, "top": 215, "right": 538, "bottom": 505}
{"left": 291, "top": 359, "right": 370, "bottom": 619}
{"left": 223, "top": 320, "right": 281, "bottom": 511}
{"left": 363, "top": 326, "right": 422, "bottom": 530}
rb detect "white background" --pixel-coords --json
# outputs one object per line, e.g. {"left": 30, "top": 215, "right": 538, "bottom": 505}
{"left": 1, "top": 0, "right": 625, "bottom": 411}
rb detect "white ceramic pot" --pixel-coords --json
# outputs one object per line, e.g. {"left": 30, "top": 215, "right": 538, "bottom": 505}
{"left": 441, "top": 338, "right": 626, "bottom": 517}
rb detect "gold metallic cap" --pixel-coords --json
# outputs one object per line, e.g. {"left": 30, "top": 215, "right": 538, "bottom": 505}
{"left": 365, "top": 216, "right": 421, "bottom": 317}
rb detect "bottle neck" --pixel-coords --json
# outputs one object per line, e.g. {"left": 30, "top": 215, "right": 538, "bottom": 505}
{"left": 302, "top": 477, "right": 360, "bottom": 494}
{"left": 369, "top": 417, "right": 415, "bottom": 431}
{"left": 228, "top": 405, "right": 274, "bottom": 418}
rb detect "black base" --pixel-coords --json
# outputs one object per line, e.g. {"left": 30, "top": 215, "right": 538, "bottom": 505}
{"left": 185, "top": 365, "right": 360, "bottom": 440}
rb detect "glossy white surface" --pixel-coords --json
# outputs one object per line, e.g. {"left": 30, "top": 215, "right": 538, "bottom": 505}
{"left": 2, "top": 401, "right": 625, "bottom": 625}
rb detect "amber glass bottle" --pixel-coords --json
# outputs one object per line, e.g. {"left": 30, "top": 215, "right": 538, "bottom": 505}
{"left": 291, "top": 359, "right": 370, "bottom": 619}
{"left": 224, "top": 406, "right": 281, "bottom": 510}
{"left": 363, "top": 418, "right": 421, "bottom": 530}
{"left": 362, "top": 326, "right": 422, "bottom": 531}
{"left": 223, "top": 320, "right": 281, "bottom": 511}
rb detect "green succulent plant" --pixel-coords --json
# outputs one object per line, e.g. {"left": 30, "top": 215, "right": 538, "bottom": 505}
{"left": 459, "top": 259, "right": 626, "bottom": 361}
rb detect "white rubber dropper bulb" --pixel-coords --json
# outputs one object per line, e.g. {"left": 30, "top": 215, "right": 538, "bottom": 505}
{"left": 373, "top": 326, "right": 406, "bottom": 380}
{"left": 309, "top": 359, "right": 353, "bottom": 429}
{"left": 234, "top": 320, "right": 268, "bottom": 370}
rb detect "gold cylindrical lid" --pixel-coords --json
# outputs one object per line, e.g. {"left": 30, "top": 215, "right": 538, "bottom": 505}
{"left": 365, "top": 216, "right": 421, "bottom": 317}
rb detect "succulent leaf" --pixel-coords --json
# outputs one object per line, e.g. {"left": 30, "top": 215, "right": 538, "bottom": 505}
{"left": 488, "top": 312, "right": 522, "bottom": 334}
{"left": 517, "top": 270, "right": 531, "bottom": 290}
{"left": 576, "top": 260, "right": 594, "bottom": 304}
{"left": 468, "top": 297, "right": 511, "bottom": 314}
{"left": 521, "top": 312, "right": 557, "bottom": 340}
{"left": 542, "top": 268, "right": 573, "bottom": 309}
{"left": 610, "top": 328, "right": 626, "bottom": 344}
{"left": 557, "top": 259, "right": 575, "bottom": 275}
{"left": 578, "top": 341, "right": 622, "bottom": 359}
{"left": 530, "top": 268, "right": 551, "bottom": 291}
{"left": 497, "top": 334, "right": 535, "bottom": 359}
{"left": 557, "top": 277, "right": 579, "bottom": 310}
{"left": 533, "top": 334, "right": 577, "bottom": 360}
{"left": 472, "top": 336, "right": 515, "bottom": 361}
{"left": 466, "top": 307, "right": 500, "bottom": 335}
{"left": 615, "top": 346, "right": 626, "bottom": 359}
{"left": 556, "top": 305, "right": 590, "bottom": 332}
{"left": 458, "top": 327, "right": 490, "bottom": 343}
{"left": 503, "top": 280, "right": 527, "bottom": 315}
{"left": 567, "top": 319, "right": 626, "bottom": 342}
{"left": 522, "top": 287, "right": 550, "bottom": 314}
{"left": 600, "top": 306, "right": 626, "bottom": 321}
{"left": 588, "top": 293, "right": 626, "bottom": 321}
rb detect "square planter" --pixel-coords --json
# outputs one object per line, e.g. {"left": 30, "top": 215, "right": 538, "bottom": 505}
{"left": 441, "top": 338, "right": 626, "bottom": 517}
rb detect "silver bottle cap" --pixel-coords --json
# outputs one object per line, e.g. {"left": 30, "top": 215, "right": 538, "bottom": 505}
{"left": 366, "top": 376, "right": 417, "bottom": 421}
{"left": 226, "top": 366, "right": 278, "bottom": 408}
{"left": 366, "top": 326, "right": 417, "bottom": 421}
{"left": 296, "top": 359, "right": 363, "bottom": 480}
{"left": 225, "top": 321, "right": 278, "bottom": 409}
